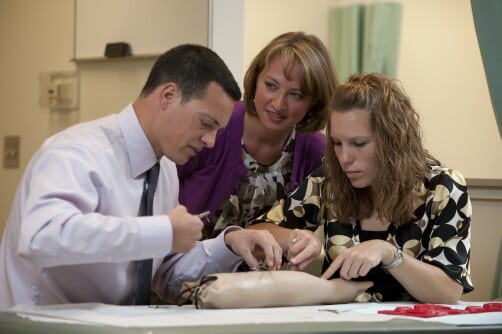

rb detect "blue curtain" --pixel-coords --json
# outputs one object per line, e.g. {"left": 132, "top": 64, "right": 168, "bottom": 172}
{"left": 471, "top": 0, "right": 502, "bottom": 138}
{"left": 330, "top": 2, "right": 402, "bottom": 82}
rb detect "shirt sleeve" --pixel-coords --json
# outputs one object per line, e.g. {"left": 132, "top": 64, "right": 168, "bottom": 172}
{"left": 152, "top": 226, "right": 243, "bottom": 303}
{"left": 414, "top": 168, "right": 473, "bottom": 293}
{"left": 17, "top": 146, "right": 172, "bottom": 267}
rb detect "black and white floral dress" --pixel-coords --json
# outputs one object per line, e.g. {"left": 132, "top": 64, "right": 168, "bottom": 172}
{"left": 202, "top": 130, "right": 295, "bottom": 240}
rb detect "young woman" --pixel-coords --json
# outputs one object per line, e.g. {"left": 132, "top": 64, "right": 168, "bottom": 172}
{"left": 252, "top": 73, "right": 473, "bottom": 303}
{"left": 177, "top": 32, "right": 338, "bottom": 240}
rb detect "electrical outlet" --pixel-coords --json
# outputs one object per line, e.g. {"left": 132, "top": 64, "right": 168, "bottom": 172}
{"left": 39, "top": 71, "right": 79, "bottom": 110}
{"left": 3, "top": 136, "right": 20, "bottom": 169}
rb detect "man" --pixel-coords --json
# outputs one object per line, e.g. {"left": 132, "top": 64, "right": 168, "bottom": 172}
{"left": 0, "top": 44, "right": 283, "bottom": 309}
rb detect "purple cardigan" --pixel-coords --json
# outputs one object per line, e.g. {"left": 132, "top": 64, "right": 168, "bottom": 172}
{"left": 177, "top": 101, "right": 326, "bottom": 218}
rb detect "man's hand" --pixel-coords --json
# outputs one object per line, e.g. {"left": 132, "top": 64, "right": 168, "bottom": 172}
{"left": 168, "top": 205, "right": 203, "bottom": 253}
{"left": 224, "top": 229, "right": 283, "bottom": 270}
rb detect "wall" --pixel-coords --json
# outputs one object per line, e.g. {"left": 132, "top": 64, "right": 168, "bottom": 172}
{"left": 397, "top": 0, "right": 501, "bottom": 179}
{"left": 467, "top": 185, "right": 502, "bottom": 301}
{"left": 74, "top": 0, "right": 208, "bottom": 59}
{"left": 0, "top": 0, "right": 500, "bottom": 301}
{"left": 0, "top": 0, "right": 76, "bottom": 235}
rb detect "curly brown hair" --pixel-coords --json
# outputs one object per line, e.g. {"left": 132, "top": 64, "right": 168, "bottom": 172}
{"left": 243, "top": 32, "right": 338, "bottom": 133}
{"left": 323, "top": 73, "right": 440, "bottom": 224}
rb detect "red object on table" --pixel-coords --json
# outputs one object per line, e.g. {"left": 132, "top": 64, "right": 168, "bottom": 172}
{"left": 378, "top": 302, "right": 502, "bottom": 318}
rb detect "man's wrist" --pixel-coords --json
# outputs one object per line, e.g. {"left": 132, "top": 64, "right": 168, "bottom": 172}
{"left": 223, "top": 226, "right": 242, "bottom": 253}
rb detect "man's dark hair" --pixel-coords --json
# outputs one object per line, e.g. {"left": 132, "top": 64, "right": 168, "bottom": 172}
{"left": 140, "top": 44, "right": 241, "bottom": 102}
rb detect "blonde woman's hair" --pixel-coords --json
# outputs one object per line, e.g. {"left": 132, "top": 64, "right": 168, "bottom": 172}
{"left": 243, "top": 31, "right": 338, "bottom": 132}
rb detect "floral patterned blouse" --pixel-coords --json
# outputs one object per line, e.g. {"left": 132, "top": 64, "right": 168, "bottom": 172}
{"left": 253, "top": 165, "right": 474, "bottom": 302}
{"left": 202, "top": 130, "right": 296, "bottom": 240}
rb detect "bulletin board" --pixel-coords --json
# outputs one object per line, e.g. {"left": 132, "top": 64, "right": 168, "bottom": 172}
{"left": 74, "top": 0, "right": 209, "bottom": 60}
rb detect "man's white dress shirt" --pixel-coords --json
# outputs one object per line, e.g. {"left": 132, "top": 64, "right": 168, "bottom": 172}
{"left": 0, "top": 104, "right": 241, "bottom": 309}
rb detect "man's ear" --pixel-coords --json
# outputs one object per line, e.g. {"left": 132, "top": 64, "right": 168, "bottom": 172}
{"left": 159, "top": 82, "right": 178, "bottom": 108}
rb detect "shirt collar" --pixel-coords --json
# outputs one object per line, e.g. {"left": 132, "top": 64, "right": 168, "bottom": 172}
{"left": 118, "top": 103, "right": 157, "bottom": 178}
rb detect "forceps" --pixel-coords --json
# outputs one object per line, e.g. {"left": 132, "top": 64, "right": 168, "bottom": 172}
{"left": 197, "top": 210, "right": 210, "bottom": 223}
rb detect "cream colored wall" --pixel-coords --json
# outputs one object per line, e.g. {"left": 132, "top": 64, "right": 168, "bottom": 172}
{"left": 397, "top": 0, "right": 502, "bottom": 179}
{"left": 243, "top": 0, "right": 338, "bottom": 69}
{"left": 0, "top": 0, "right": 155, "bottom": 245}
{"left": 0, "top": 0, "right": 500, "bottom": 301}
{"left": 0, "top": 0, "right": 154, "bottom": 232}
{"left": 463, "top": 195, "right": 502, "bottom": 301}
{"left": 0, "top": 0, "right": 76, "bottom": 235}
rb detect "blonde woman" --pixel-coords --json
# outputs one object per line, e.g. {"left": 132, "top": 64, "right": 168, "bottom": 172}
{"left": 178, "top": 32, "right": 338, "bottom": 243}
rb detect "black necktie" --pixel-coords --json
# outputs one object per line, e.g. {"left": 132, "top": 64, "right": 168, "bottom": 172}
{"left": 131, "top": 163, "right": 160, "bottom": 305}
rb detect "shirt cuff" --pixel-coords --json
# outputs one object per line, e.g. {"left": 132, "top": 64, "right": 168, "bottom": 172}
{"left": 203, "top": 226, "right": 243, "bottom": 271}
{"left": 137, "top": 215, "right": 172, "bottom": 258}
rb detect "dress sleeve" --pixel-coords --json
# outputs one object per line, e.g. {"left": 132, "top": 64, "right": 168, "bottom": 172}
{"left": 251, "top": 167, "right": 325, "bottom": 231}
{"left": 417, "top": 168, "right": 474, "bottom": 293}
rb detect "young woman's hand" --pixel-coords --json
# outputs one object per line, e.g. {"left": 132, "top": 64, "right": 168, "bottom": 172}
{"left": 321, "top": 239, "right": 395, "bottom": 279}
{"left": 286, "top": 229, "right": 322, "bottom": 271}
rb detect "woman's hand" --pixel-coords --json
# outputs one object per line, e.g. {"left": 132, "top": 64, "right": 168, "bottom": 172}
{"left": 286, "top": 229, "right": 322, "bottom": 271}
{"left": 321, "top": 239, "right": 395, "bottom": 279}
